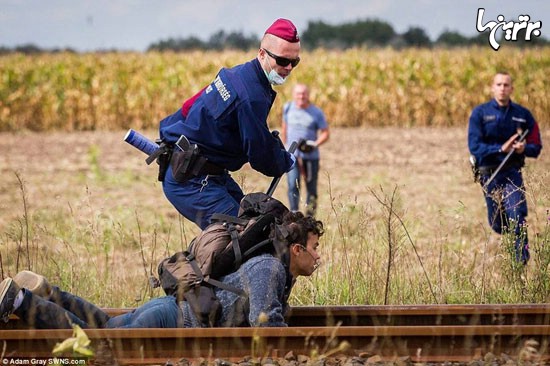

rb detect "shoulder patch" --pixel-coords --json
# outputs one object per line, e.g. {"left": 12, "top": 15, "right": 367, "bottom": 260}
{"left": 203, "top": 71, "right": 238, "bottom": 119}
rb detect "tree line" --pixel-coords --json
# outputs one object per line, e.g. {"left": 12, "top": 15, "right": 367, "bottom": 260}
{"left": 2, "top": 18, "right": 548, "bottom": 54}
{"left": 146, "top": 18, "right": 549, "bottom": 51}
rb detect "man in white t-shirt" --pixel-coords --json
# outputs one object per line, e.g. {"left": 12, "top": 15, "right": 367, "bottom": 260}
{"left": 282, "top": 84, "right": 330, "bottom": 215}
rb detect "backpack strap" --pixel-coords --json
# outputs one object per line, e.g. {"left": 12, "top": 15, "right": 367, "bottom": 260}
{"left": 283, "top": 101, "right": 292, "bottom": 120}
{"left": 243, "top": 238, "right": 273, "bottom": 258}
{"left": 204, "top": 277, "right": 246, "bottom": 297}
{"left": 184, "top": 251, "right": 204, "bottom": 286}
{"left": 228, "top": 224, "right": 243, "bottom": 268}
{"left": 184, "top": 251, "right": 246, "bottom": 297}
{"left": 210, "top": 213, "right": 249, "bottom": 226}
{"left": 210, "top": 214, "right": 248, "bottom": 268}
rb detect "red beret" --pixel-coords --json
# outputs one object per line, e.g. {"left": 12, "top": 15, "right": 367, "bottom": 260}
{"left": 264, "top": 18, "right": 300, "bottom": 43}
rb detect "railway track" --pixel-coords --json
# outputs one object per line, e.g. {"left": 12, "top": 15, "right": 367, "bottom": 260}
{"left": 2, "top": 304, "right": 550, "bottom": 364}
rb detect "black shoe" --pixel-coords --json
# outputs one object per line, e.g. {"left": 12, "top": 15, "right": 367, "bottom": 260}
{"left": 0, "top": 278, "right": 20, "bottom": 323}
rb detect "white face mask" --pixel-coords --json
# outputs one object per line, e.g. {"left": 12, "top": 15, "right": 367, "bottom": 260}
{"left": 263, "top": 56, "right": 286, "bottom": 85}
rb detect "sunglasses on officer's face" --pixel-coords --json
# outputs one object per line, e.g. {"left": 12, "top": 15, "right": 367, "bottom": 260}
{"left": 262, "top": 48, "right": 300, "bottom": 68}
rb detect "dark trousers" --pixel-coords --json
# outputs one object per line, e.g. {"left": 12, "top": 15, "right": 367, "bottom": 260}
{"left": 15, "top": 286, "right": 109, "bottom": 329}
{"left": 163, "top": 166, "right": 244, "bottom": 229}
{"left": 480, "top": 167, "right": 529, "bottom": 263}
{"left": 15, "top": 288, "right": 184, "bottom": 329}
{"left": 287, "top": 158, "right": 319, "bottom": 215}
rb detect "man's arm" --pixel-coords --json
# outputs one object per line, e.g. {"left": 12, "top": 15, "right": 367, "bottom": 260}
{"left": 313, "top": 107, "right": 330, "bottom": 148}
{"left": 467, "top": 107, "right": 500, "bottom": 160}
{"left": 243, "top": 256, "right": 288, "bottom": 327}
{"left": 524, "top": 119, "right": 543, "bottom": 158}
{"left": 315, "top": 127, "right": 330, "bottom": 147}
{"left": 238, "top": 102, "right": 293, "bottom": 177}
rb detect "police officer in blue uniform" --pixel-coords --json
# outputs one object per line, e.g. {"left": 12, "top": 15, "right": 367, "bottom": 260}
{"left": 157, "top": 19, "right": 301, "bottom": 229}
{"left": 468, "top": 71, "right": 543, "bottom": 264}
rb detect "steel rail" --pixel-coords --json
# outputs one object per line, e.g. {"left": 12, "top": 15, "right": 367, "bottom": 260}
{"left": 1, "top": 325, "right": 550, "bottom": 363}
{"left": 286, "top": 304, "right": 550, "bottom": 326}
{"left": 3, "top": 304, "right": 550, "bottom": 364}
{"left": 6, "top": 303, "right": 550, "bottom": 329}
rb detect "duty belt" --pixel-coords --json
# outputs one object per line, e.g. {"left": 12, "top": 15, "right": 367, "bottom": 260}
{"left": 195, "top": 157, "right": 226, "bottom": 176}
{"left": 478, "top": 161, "right": 522, "bottom": 176}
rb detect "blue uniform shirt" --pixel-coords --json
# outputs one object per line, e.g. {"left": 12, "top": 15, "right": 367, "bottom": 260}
{"left": 159, "top": 58, "right": 293, "bottom": 177}
{"left": 468, "top": 99, "right": 542, "bottom": 168}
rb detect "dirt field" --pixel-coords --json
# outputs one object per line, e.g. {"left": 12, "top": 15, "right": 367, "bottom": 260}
{"left": 0, "top": 126, "right": 548, "bottom": 239}
{"left": 0, "top": 126, "right": 548, "bottom": 306}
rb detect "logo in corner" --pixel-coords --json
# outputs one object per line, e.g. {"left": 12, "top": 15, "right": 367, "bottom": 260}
{"left": 476, "top": 8, "right": 542, "bottom": 51}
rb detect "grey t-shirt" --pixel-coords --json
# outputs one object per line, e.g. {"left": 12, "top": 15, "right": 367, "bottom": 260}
{"left": 283, "top": 101, "right": 328, "bottom": 160}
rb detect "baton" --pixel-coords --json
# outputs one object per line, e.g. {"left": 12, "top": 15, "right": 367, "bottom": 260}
{"left": 266, "top": 131, "right": 297, "bottom": 197}
{"left": 483, "top": 128, "right": 529, "bottom": 189}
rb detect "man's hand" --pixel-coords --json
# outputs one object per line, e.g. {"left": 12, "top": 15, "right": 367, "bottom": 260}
{"left": 500, "top": 133, "right": 519, "bottom": 153}
{"left": 512, "top": 140, "right": 526, "bottom": 154}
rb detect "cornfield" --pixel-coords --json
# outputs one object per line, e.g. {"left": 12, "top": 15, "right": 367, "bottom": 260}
{"left": 1, "top": 47, "right": 549, "bottom": 132}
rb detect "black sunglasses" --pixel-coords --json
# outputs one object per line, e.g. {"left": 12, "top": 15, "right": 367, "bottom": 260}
{"left": 262, "top": 48, "right": 300, "bottom": 68}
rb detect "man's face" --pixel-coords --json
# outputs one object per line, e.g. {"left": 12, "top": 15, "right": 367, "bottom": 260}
{"left": 261, "top": 37, "right": 300, "bottom": 80}
{"left": 491, "top": 73, "right": 513, "bottom": 106}
{"left": 293, "top": 85, "right": 310, "bottom": 108}
{"left": 292, "top": 233, "right": 321, "bottom": 277}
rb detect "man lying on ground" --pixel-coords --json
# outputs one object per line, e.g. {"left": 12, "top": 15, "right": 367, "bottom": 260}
{"left": 0, "top": 211, "right": 323, "bottom": 328}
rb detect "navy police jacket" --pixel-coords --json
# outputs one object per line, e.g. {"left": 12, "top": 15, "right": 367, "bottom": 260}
{"left": 159, "top": 58, "right": 293, "bottom": 177}
{"left": 468, "top": 99, "right": 542, "bottom": 168}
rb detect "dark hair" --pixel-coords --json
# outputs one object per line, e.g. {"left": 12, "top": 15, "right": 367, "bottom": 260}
{"left": 281, "top": 211, "right": 324, "bottom": 246}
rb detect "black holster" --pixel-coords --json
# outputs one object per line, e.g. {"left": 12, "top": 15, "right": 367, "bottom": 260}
{"left": 171, "top": 147, "right": 204, "bottom": 183}
{"left": 157, "top": 149, "right": 172, "bottom": 182}
{"left": 145, "top": 141, "right": 173, "bottom": 182}
{"left": 170, "top": 147, "right": 226, "bottom": 183}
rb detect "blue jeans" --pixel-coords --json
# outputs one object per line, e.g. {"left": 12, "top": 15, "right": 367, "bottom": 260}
{"left": 163, "top": 165, "right": 244, "bottom": 229}
{"left": 480, "top": 167, "right": 529, "bottom": 263}
{"left": 105, "top": 297, "right": 184, "bottom": 328}
{"left": 287, "top": 159, "right": 319, "bottom": 215}
{"left": 15, "top": 289, "right": 184, "bottom": 329}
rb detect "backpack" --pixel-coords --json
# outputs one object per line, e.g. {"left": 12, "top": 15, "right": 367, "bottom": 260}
{"left": 154, "top": 192, "right": 290, "bottom": 327}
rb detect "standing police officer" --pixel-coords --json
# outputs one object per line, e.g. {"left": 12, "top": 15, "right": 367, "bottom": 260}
{"left": 158, "top": 19, "right": 301, "bottom": 229}
{"left": 468, "top": 71, "right": 543, "bottom": 264}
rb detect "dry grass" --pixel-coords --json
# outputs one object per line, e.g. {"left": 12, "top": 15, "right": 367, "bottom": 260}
{"left": 0, "top": 127, "right": 548, "bottom": 306}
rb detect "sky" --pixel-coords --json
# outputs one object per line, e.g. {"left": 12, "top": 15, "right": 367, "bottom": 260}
{"left": 1, "top": 0, "right": 548, "bottom": 52}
